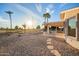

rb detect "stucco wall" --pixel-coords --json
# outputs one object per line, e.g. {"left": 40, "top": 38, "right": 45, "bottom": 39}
{"left": 60, "top": 7, "right": 79, "bottom": 21}
{"left": 60, "top": 7, "right": 79, "bottom": 49}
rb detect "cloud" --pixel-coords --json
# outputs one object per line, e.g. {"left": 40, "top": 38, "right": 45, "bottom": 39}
{"left": 35, "top": 4, "right": 54, "bottom": 15}
{"left": 50, "top": 10, "right": 54, "bottom": 14}
{"left": 14, "top": 4, "right": 43, "bottom": 20}
{"left": 0, "top": 17, "right": 9, "bottom": 28}
{"left": 13, "top": 4, "right": 43, "bottom": 27}
{"left": 47, "top": 4, "right": 54, "bottom": 10}
{"left": 0, "top": 17, "right": 9, "bottom": 23}
{"left": 45, "top": 7, "right": 54, "bottom": 15}
{"left": 35, "top": 4, "right": 42, "bottom": 13}
{"left": 59, "top": 3, "right": 67, "bottom": 8}
{"left": 45, "top": 8, "right": 50, "bottom": 13}
{"left": 45, "top": 4, "right": 54, "bottom": 14}
{"left": 45, "top": 3, "right": 67, "bottom": 15}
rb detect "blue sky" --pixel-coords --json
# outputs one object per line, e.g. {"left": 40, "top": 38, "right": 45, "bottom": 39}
{"left": 0, "top": 3, "right": 79, "bottom": 28}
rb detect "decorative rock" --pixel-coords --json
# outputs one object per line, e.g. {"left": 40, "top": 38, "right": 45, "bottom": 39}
{"left": 51, "top": 50, "right": 61, "bottom": 56}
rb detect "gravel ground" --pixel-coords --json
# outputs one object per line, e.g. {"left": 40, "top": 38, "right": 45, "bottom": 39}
{"left": 50, "top": 37, "right": 79, "bottom": 56}
{"left": 0, "top": 32, "right": 79, "bottom": 56}
{"left": 0, "top": 32, "right": 53, "bottom": 56}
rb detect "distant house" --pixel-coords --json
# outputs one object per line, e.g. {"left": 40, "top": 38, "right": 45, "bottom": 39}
{"left": 44, "top": 21, "right": 64, "bottom": 33}
{"left": 60, "top": 7, "right": 79, "bottom": 49}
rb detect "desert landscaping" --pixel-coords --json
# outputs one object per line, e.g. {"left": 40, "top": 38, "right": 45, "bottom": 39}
{"left": 0, "top": 30, "right": 79, "bottom": 56}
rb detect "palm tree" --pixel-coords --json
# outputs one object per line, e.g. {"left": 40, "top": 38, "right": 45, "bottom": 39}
{"left": 43, "top": 13, "right": 51, "bottom": 34}
{"left": 5, "top": 11, "right": 13, "bottom": 29}
{"left": 36, "top": 25, "right": 40, "bottom": 29}
{"left": 22, "top": 24, "right": 26, "bottom": 33}
{"left": 43, "top": 13, "right": 51, "bottom": 23}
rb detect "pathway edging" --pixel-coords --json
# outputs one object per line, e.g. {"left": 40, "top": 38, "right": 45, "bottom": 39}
{"left": 46, "top": 38, "right": 61, "bottom": 56}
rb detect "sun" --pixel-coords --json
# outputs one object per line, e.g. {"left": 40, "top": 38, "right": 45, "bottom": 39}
{"left": 27, "top": 20, "right": 32, "bottom": 26}
{"left": 26, "top": 20, "right": 33, "bottom": 29}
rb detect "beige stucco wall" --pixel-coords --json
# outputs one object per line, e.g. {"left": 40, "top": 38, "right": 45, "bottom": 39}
{"left": 60, "top": 7, "right": 79, "bottom": 49}
{"left": 60, "top": 7, "right": 79, "bottom": 21}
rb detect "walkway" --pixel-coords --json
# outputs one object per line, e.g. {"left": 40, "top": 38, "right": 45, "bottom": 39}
{"left": 45, "top": 32, "right": 79, "bottom": 56}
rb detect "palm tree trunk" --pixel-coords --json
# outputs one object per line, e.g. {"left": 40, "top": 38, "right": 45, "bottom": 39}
{"left": 47, "top": 18, "right": 48, "bottom": 23}
{"left": 45, "top": 17, "right": 46, "bottom": 24}
{"left": 9, "top": 14, "right": 12, "bottom": 29}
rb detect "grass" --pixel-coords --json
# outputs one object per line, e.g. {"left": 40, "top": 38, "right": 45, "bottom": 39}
{"left": 0, "top": 29, "right": 41, "bottom": 33}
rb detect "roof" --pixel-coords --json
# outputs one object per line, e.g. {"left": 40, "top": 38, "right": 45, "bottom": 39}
{"left": 45, "top": 21, "right": 64, "bottom": 27}
{"left": 60, "top": 7, "right": 79, "bottom": 20}
{"left": 61, "top": 7, "right": 79, "bottom": 13}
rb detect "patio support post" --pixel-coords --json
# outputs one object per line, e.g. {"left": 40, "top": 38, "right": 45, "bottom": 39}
{"left": 76, "top": 14, "right": 79, "bottom": 41}
{"left": 47, "top": 25, "right": 49, "bottom": 34}
{"left": 56, "top": 27, "right": 57, "bottom": 33}
{"left": 65, "top": 19, "right": 69, "bottom": 40}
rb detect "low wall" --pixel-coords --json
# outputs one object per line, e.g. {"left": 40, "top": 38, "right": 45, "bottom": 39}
{"left": 66, "top": 36, "right": 79, "bottom": 49}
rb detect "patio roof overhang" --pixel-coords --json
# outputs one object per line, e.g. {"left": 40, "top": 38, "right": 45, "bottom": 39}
{"left": 60, "top": 7, "right": 79, "bottom": 21}
{"left": 45, "top": 21, "right": 65, "bottom": 27}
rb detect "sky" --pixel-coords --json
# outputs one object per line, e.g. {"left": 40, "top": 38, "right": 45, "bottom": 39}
{"left": 0, "top": 3, "right": 79, "bottom": 29}
{"left": 69, "top": 17, "right": 76, "bottom": 29}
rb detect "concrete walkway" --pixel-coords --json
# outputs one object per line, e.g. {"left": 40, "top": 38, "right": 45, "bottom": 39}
{"left": 43, "top": 32, "right": 65, "bottom": 38}
{"left": 43, "top": 32, "right": 79, "bottom": 56}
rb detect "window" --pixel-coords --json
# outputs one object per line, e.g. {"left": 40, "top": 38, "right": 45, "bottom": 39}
{"left": 68, "top": 17, "right": 76, "bottom": 37}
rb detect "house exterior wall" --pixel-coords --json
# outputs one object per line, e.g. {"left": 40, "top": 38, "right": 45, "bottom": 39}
{"left": 60, "top": 7, "right": 79, "bottom": 49}
{"left": 76, "top": 14, "right": 79, "bottom": 40}
{"left": 60, "top": 7, "right": 79, "bottom": 21}
{"left": 64, "top": 19, "right": 69, "bottom": 40}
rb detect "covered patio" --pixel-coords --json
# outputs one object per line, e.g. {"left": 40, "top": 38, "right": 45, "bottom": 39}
{"left": 44, "top": 21, "right": 65, "bottom": 34}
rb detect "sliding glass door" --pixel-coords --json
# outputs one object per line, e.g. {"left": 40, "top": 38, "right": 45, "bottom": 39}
{"left": 68, "top": 17, "right": 76, "bottom": 37}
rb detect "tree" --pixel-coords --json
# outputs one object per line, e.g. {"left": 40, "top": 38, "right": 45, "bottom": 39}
{"left": 22, "top": 24, "right": 26, "bottom": 33}
{"left": 18, "top": 27, "right": 23, "bottom": 30}
{"left": 36, "top": 25, "right": 40, "bottom": 29}
{"left": 43, "top": 13, "right": 51, "bottom": 23}
{"left": 43, "top": 13, "right": 51, "bottom": 33}
{"left": 15, "top": 25, "right": 19, "bottom": 29}
{"left": 5, "top": 11, "right": 13, "bottom": 29}
{"left": 22, "top": 24, "right": 26, "bottom": 29}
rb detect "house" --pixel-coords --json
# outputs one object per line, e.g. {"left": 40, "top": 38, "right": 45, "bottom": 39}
{"left": 44, "top": 7, "right": 79, "bottom": 49}
{"left": 60, "top": 7, "right": 79, "bottom": 49}
{"left": 44, "top": 21, "right": 64, "bottom": 33}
